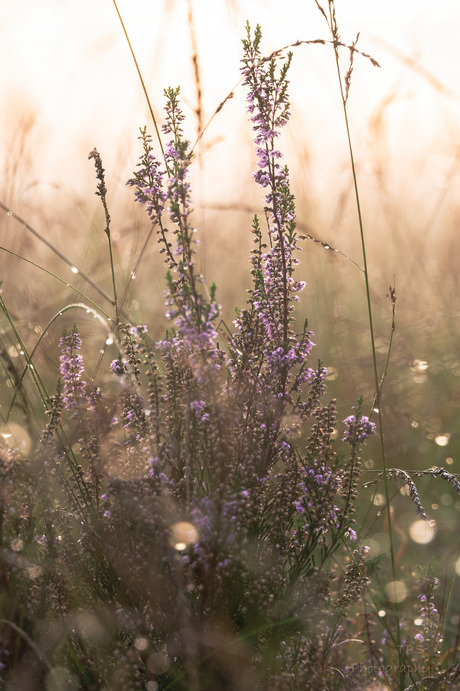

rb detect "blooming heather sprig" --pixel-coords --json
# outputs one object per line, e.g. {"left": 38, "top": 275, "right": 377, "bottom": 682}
{"left": 109, "top": 357, "right": 127, "bottom": 377}
{"left": 342, "top": 413, "right": 376, "bottom": 444}
{"left": 161, "top": 86, "right": 207, "bottom": 339}
{"left": 59, "top": 326, "right": 86, "bottom": 410}
{"left": 234, "top": 24, "right": 310, "bottom": 412}
{"left": 413, "top": 571, "right": 442, "bottom": 669}
{"left": 127, "top": 128, "right": 167, "bottom": 226}
{"left": 224, "top": 27, "right": 330, "bottom": 485}
{"left": 162, "top": 87, "right": 193, "bottom": 229}
{"left": 337, "top": 545, "right": 370, "bottom": 607}
{"left": 241, "top": 23, "right": 292, "bottom": 225}
{"left": 126, "top": 128, "right": 177, "bottom": 274}
{"left": 129, "top": 88, "right": 220, "bottom": 356}
{"left": 118, "top": 324, "right": 147, "bottom": 386}
{"left": 121, "top": 389, "right": 149, "bottom": 447}
{"left": 294, "top": 459, "right": 341, "bottom": 536}
{"left": 241, "top": 22, "right": 297, "bottom": 297}
{"left": 340, "top": 403, "right": 375, "bottom": 519}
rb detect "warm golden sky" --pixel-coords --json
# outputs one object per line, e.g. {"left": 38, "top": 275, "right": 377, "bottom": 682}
{"left": 1, "top": 0, "right": 459, "bottom": 208}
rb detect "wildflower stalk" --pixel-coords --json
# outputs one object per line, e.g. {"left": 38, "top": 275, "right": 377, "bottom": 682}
{"left": 88, "top": 148, "right": 119, "bottom": 325}
{"left": 320, "top": 0, "right": 402, "bottom": 678}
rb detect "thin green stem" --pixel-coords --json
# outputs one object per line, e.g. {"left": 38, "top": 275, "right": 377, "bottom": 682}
{"left": 0, "top": 211, "right": 136, "bottom": 326}
{"left": 325, "top": 1, "right": 402, "bottom": 681}
{"left": 0, "top": 245, "right": 111, "bottom": 320}
{"left": 107, "top": 234, "right": 118, "bottom": 323}
{"left": 112, "top": 0, "right": 170, "bottom": 174}
{"left": 0, "top": 295, "right": 51, "bottom": 426}
{"left": 0, "top": 201, "right": 113, "bottom": 306}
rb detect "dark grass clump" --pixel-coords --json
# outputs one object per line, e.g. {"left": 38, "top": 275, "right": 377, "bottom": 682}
{"left": 0, "top": 12, "right": 459, "bottom": 691}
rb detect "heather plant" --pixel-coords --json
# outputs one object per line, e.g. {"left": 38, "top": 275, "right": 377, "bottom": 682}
{"left": 0, "top": 5, "right": 459, "bottom": 691}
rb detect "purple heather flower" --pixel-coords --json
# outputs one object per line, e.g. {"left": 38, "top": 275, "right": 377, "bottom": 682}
{"left": 189, "top": 399, "right": 210, "bottom": 428}
{"left": 129, "top": 325, "right": 148, "bottom": 336}
{"left": 124, "top": 408, "right": 136, "bottom": 425}
{"left": 127, "top": 128, "right": 167, "bottom": 225}
{"left": 342, "top": 414, "right": 376, "bottom": 444}
{"left": 295, "top": 460, "right": 341, "bottom": 534}
{"left": 110, "top": 358, "right": 127, "bottom": 376}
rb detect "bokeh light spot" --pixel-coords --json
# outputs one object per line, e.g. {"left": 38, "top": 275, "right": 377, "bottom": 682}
{"left": 410, "top": 359, "right": 428, "bottom": 373}
{"left": 435, "top": 433, "right": 450, "bottom": 447}
{"left": 170, "top": 521, "right": 199, "bottom": 551}
{"left": 409, "top": 519, "right": 436, "bottom": 544}
{"left": 373, "top": 493, "right": 385, "bottom": 506}
{"left": 385, "top": 580, "right": 408, "bottom": 603}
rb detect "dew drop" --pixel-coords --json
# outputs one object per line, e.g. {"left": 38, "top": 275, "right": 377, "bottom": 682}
{"left": 7, "top": 210, "right": 12, "bottom": 216}
{"left": 71, "top": 266, "right": 79, "bottom": 274}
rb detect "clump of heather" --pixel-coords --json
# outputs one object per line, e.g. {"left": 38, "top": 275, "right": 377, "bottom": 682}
{"left": 1, "top": 19, "right": 458, "bottom": 691}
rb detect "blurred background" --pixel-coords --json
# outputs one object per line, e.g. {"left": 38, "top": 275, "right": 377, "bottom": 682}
{"left": 1, "top": 0, "right": 460, "bottom": 608}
